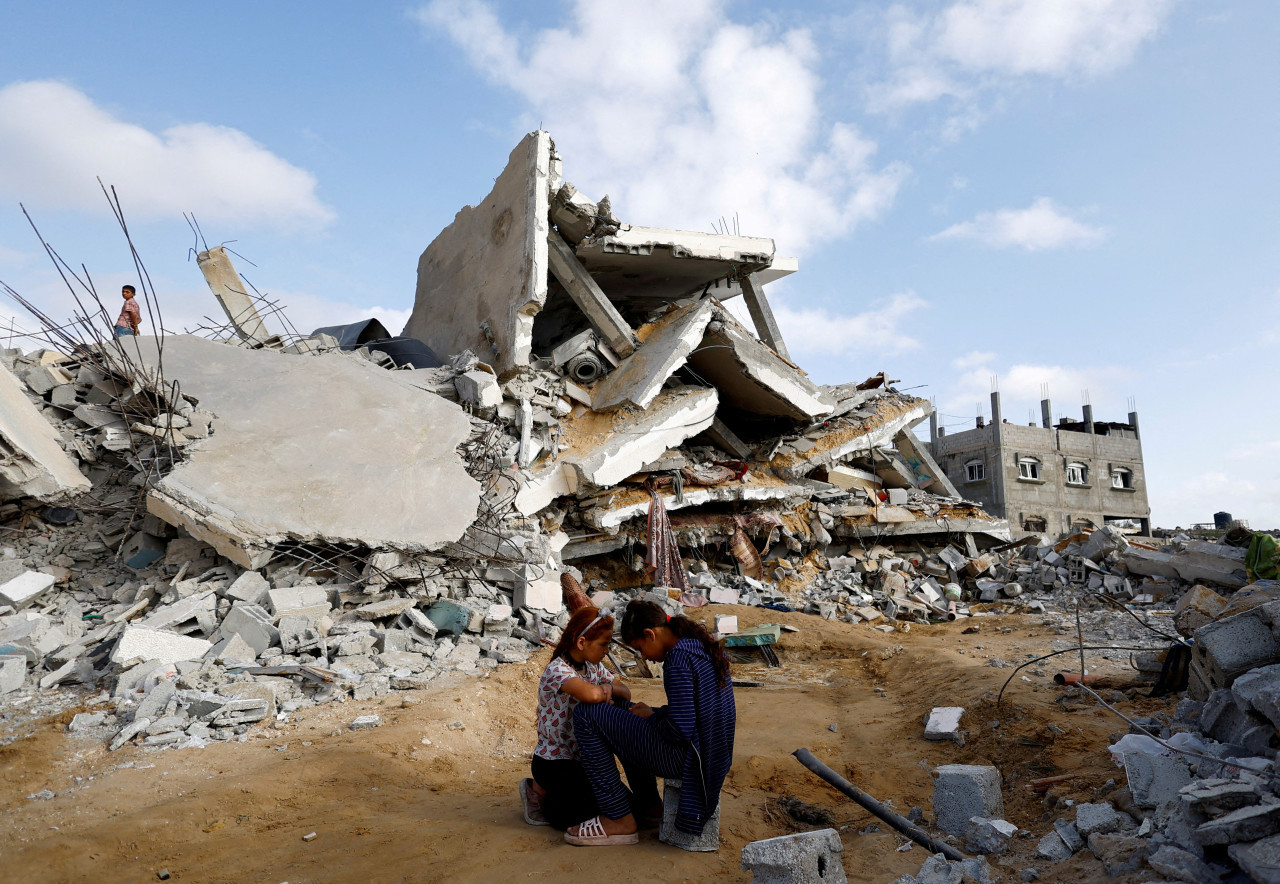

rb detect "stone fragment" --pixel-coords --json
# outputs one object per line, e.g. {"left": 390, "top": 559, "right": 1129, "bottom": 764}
{"left": 455, "top": 370, "right": 503, "bottom": 408}
{"left": 1194, "top": 800, "right": 1280, "bottom": 846}
{"left": 1086, "top": 833, "right": 1148, "bottom": 875}
{"left": 217, "top": 604, "right": 278, "bottom": 656}
{"left": 224, "top": 571, "right": 270, "bottom": 605}
{"left": 266, "top": 586, "right": 330, "bottom": 618}
{"left": 134, "top": 679, "right": 178, "bottom": 722}
{"left": 924, "top": 707, "right": 965, "bottom": 743}
{"left": 1052, "top": 819, "right": 1083, "bottom": 853}
{"left": 1074, "top": 802, "right": 1123, "bottom": 837}
{"left": 1174, "top": 584, "right": 1230, "bottom": 636}
{"left": 932, "top": 765, "right": 1004, "bottom": 837}
{"left": 109, "top": 717, "right": 152, "bottom": 750}
{"left": 0, "top": 654, "right": 26, "bottom": 693}
{"left": 914, "top": 854, "right": 962, "bottom": 884}
{"left": 715, "top": 615, "right": 739, "bottom": 635}
{"left": 110, "top": 626, "right": 212, "bottom": 667}
{"left": 0, "top": 570, "right": 57, "bottom": 609}
{"left": 1035, "top": 832, "right": 1072, "bottom": 862}
{"left": 964, "top": 817, "right": 1017, "bottom": 855}
{"left": 68, "top": 711, "right": 108, "bottom": 732}
{"left": 1147, "top": 844, "right": 1221, "bottom": 884}
{"left": 1229, "top": 832, "right": 1280, "bottom": 884}
{"left": 121, "top": 532, "right": 167, "bottom": 569}
{"left": 1124, "top": 751, "right": 1194, "bottom": 808}
{"left": 350, "top": 715, "right": 381, "bottom": 730}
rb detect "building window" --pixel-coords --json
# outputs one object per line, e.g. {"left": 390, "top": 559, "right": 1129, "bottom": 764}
{"left": 1023, "top": 515, "right": 1047, "bottom": 532}
{"left": 1111, "top": 468, "right": 1133, "bottom": 489}
{"left": 1066, "top": 462, "right": 1088, "bottom": 485}
{"left": 965, "top": 460, "right": 985, "bottom": 482}
{"left": 1018, "top": 458, "right": 1040, "bottom": 480}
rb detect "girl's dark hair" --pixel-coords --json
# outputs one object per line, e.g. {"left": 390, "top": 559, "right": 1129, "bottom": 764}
{"left": 621, "top": 600, "right": 731, "bottom": 687}
{"left": 551, "top": 606, "right": 613, "bottom": 667}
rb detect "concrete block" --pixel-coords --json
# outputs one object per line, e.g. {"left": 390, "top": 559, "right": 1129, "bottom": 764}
{"left": 1147, "top": 845, "right": 1224, "bottom": 884}
{"left": 1194, "top": 800, "right": 1280, "bottom": 846}
{"left": 454, "top": 370, "right": 503, "bottom": 408}
{"left": 887, "top": 488, "right": 909, "bottom": 506}
{"left": 218, "top": 604, "right": 278, "bottom": 655}
{"left": 1052, "top": 818, "right": 1083, "bottom": 853}
{"left": 933, "top": 764, "right": 1004, "bottom": 837}
{"left": 709, "top": 587, "right": 740, "bottom": 605}
{"left": 350, "top": 714, "right": 381, "bottom": 729}
{"left": 514, "top": 571, "right": 562, "bottom": 614}
{"left": 110, "top": 717, "right": 152, "bottom": 750}
{"left": 1192, "top": 608, "right": 1280, "bottom": 692}
{"left": 210, "top": 633, "right": 257, "bottom": 666}
{"left": 121, "top": 532, "right": 167, "bottom": 569}
{"left": 110, "top": 626, "right": 212, "bottom": 667}
{"left": 278, "top": 615, "right": 324, "bottom": 654}
{"left": 1074, "top": 802, "right": 1122, "bottom": 837}
{"left": 740, "top": 827, "right": 846, "bottom": 883}
{"left": 0, "top": 570, "right": 56, "bottom": 609}
{"left": 141, "top": 591, "right": 218, "bottom": 635}
{"left": 660, "top": 778, "right": 721, "bottom": 852}
{"left": 68, "top": 712, "right": 107, "bottom": 732}
{"left": 1229, "top": 833, "right": 1280, "bottom": 884}
{"left": 1123, "top": 751, "right": 1193, "bottom": 808}
{"left": 1180, "top": 779, "right": 1261, "bottom": 816}
{"left": 134, "top": 679, "right": 178, "bottom": 722}
{"left": 224, "top": 571, "right": 269, "bottom": 605}
{"left": 266, "top": 586, "right": 330, "bottom": 617}
{"left": 1035, "top": 831, "right": 1072, "bottom": 862}
{"left": 964, "top": 818, "right": 1017, "bottom": 855}
{"left": 1175, "top": 584, "right": 1230, "bottom": 636}
{"left": 715, "top": 615, "right": 739, "bottom": 635}
{"left": 0, "top": 654, "right": 26, "bottom": 693}
{"left": 924, "top": 707, "right": 965, "bottom": 743}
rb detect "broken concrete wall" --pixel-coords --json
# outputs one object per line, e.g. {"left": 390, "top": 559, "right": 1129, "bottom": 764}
{"left": 402, "top": 130, "right": 554, "bottom": 374}
{"left": 120, "top": 335, "right": 480, "bottom": 568}
{"left": 0, "top": 362, "right": 91, "bottom": 502}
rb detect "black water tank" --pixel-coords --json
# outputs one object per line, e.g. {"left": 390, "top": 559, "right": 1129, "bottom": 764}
{"left": 1214, "top": 511, "right": 1233, "bottom": 529}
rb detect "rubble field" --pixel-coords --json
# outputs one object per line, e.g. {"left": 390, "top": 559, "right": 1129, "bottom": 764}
{"left": 2, "top": 604, "right": 1177, "bottom": 883}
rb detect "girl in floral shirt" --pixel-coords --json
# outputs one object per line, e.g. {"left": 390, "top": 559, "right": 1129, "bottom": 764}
{"left": 521, "top": 606, "right": 632, "bottom": 829}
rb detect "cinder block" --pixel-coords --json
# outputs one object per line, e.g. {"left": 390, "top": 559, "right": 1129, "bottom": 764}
{"left": 740, "top": 828, "right": 846, "bottom": 883}
{"left": 1193, "top": 609, "right": 1280, "bottom": 691}
{"left": 121, "top": 532, "right": 167, "bottom": 569}
{"left": 933, "top": 765, "right": 1004, "bottom": 837}
{"left": 0, "top": 570, "right": 56, "bottom": 609}
{"left": 266, "top": 586, "right": 330, "bottom": 618}
{"left": 660, "top": 778, "right": 721, "bottom": 852}
{"left": 224, "top": 571, "right": 269, "bottom": 605}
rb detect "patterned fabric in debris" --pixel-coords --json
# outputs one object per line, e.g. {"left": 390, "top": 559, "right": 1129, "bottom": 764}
{"left": 645, "top": 480, "right": 690, "bottom": 592}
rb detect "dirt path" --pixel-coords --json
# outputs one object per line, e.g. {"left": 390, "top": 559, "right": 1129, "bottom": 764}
{"left": 0, "top": 606, "right": 1174, "bottom": 883}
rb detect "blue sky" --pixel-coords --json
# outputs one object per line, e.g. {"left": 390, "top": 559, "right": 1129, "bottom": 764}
{"left": 0, "top": 1, "right": 1276, "bottom": 529}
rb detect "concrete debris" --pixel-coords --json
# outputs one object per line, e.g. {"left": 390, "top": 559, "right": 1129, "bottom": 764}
{"left": 0, "top": 361, "right": 91, "bottom": 502}
{"left": 932, "top": 765, "right": 1004, "bottom": 837}
{"left": 739, "top": 828, "right": 846, "bottom": 883}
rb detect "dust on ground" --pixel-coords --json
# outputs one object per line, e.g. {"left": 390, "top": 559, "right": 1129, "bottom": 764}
{"left": 0, "top": 606, "right": 1171, "bottom": 883}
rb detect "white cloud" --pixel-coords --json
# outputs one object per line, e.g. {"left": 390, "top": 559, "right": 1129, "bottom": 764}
{"left": 871, "top": 0, "right": 1175, "bottom": 111}
{"left": 953, "top": 350, "right": 996, "bottom": 369}
{"left": 770, "top": 292, "right": 927, "bottom": 357}
{"left": 937, "top": 351, "right": 1131, "bottom": 427}
{"left": 0, "top": 81, "right": 334, "bottom": 227}
{"left": 930, "top": 197, "right": 1105, "bottom": 250}
{"left": 415, "top": 0, "right": 907, "bottom": 254}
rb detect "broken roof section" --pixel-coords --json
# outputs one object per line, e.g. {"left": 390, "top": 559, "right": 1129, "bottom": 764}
{"left": 119, "top": 335, "right": 480, "bottom": 568}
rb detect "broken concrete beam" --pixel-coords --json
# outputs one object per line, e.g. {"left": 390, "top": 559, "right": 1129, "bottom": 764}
{"left": 703, "top": 416, "right": 751, "bottom": 460}
{"left": 740, "top": 828, "right": 846, "bottom": 884}
{"left": 738, "top": 272, "right": 790, "bottom": 361}
{"left": 0, "top": 362, "right": 91, "bottom": 502}
{"left": 402, "top": 130, "right": 553, "bottom": 373}
{"left": 546, "top": 231, "right": 638, "bottom": 358}
{"left": 582, "top": 481, "right": 807, "bottom": 532}
{"left": 589, "top": 299, "right": 714, "bottom": 412}
{"left": 515, "top": 386, "right": 718, "bottom": 514}
{"left": 110, "top": 626, "right": 213, "bottom": 667}
{"left": 894, "top": 429, "right": 960, "bottom": 497}
{"left": 685, "top": 306, "right": 833, "bottom": 420}
{"left": 772, "top": 397, "right": 930, "bottom": 479}
{"left": 196, "top": 246, "right": 272, "bottom": 345}
{"left": 0, "top": 570, "right": 57, "bottom": 610}
{"left": 1122, "top": 546, "right": 1247, "bottom": 590}
{"left": 826, "top": 465, "right": 878, "bottom": 494}
{"left": 117, "top": 335, "right": 480, "bottom": 569}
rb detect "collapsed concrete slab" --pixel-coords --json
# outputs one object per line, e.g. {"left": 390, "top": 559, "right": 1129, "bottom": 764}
{"left": 589, "top": 300, "right": 716, "bottom": 412}
{"left": 772, "top": 395, "right": 931, "bottom": 479}
{"left": 685, "top": 305, "right": 834, "bottom": 420}
{"left": 402, "top": 130, "right": 554, "bottom": 374}
{"left": 514, "top": 386, "right": 718, "bottom": 514}
{"left": 574, "top": 226, "right": 775, "bottom": 304}
{"left": 120, "top": 335, "right": 480, "bottom": 568}
{"left": 0, "top": 362, "right": 91, "bottom": 502}
{"left": 582, "top": 478, "right": 809, "bottom": 532}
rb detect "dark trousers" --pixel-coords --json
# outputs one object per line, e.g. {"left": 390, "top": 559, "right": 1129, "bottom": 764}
{"left": 531, "top": 756, "right": 599, "bottom": 829}
{"left": 573, "top": 702, "right": 687, "bottom": 821}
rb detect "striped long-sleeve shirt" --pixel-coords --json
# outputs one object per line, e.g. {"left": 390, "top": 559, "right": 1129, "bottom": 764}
{"left": 649, "top": 637, "right": 736, "bottom": 834}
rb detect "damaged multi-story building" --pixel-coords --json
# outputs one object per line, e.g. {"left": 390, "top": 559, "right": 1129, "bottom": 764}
{"left": 930, "top": 391, "right": 1151, "bottom": 538}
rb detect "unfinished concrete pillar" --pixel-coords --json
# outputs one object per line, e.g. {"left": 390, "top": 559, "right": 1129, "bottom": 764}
{"left": 196, "top": 247, "right": 271, "bottom": 345}
{"left": 1128, "top": 410, "right": 1140, "bottom": 440}
{"left": 1082, "top": 403, "right": 1095, "bottom": 435}
{"left": 739, "top": 273, "right": 790, "bottom": 362}
{"left": 989, "top": 391, "right": 1002, "bottom": 426}
{"left": 929, "top": 408, "right": 938, "bottom": 448}
{"left": 1041, "top": 398, "right": 1052, "bottom": 429}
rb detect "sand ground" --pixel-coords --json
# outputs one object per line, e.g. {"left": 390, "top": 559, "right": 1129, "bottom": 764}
{"left": 0, "top": 604, "right": 1173, "bottom": 883}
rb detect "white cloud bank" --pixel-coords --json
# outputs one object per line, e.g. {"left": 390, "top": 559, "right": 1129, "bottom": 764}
{"left": 415, "top": 0, "right": 907, "bottom": 254}
{"left": 0, "top": 81, "right": 334, "bottom": 227}
{"left": 931, "top": 197, "right": 1105, "bottom": 250}
{"left": 773, "top": 292, "right": 927, "bottom": 358}
{"left": 871, "top": 0, "right": 1175, "bottom": 110}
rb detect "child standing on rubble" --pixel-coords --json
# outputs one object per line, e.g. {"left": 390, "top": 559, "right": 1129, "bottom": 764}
{"left": 563, "top": 600, "right": 736, "bottom": 847}
{"left": 522, "top": 606, "right": 634, "bottom": 829}
{"left": 114, "top": 284, "right": 142, "bottom": 337}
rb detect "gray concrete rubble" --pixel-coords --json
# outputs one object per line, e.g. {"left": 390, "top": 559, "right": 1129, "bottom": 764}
{"left": 740, "top": 828, "right": 846, "bottom": 883}
{"left": 0, "top": 360, "right": 91, "bottom": 502}
{"left": 933, "top": 765, "right": 1004, "bottom": 837}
